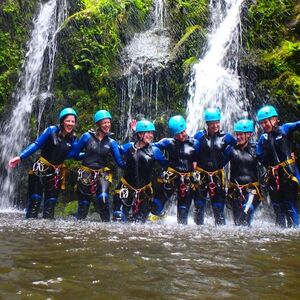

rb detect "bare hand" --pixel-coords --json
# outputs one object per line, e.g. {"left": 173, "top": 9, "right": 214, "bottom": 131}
{"left": 129, "top": 119, "right": 137, "bottom": 131}
{"left": 8, "top": 156, "right": 21, "bottom": 168}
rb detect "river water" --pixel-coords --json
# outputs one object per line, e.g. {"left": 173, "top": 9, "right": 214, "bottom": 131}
{"left": 1, "top": 211, "right": 300, "bottom": 299}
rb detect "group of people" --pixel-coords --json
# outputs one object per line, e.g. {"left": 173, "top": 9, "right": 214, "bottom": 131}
{"left": 8, "top": 105, "right": 300, "bottom": 228}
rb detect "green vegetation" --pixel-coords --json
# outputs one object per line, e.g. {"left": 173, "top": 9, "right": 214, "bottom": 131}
{"left": 245, "top": 0, "right": 300, "bottom": 115}
{"left": 0, "top": 0, "right": 38, "bottom": 114}
{"left": 2, "top": 0, "right": 299, "bottom": 206}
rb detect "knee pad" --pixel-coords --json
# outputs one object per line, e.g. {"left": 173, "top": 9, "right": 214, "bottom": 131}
{"left": 195, "top": 199, "right": 205, "bottom": 209}
{"left": 151, "top": 198, "right": 164, "bottom": 216}
{"left": 212, "top": 202, "right": 224, "bottom": 210}
{"left": 112, "top": 210, "right": 126, "bottom": 222}
{"left": 30, "top": 194, "right": 42, "bottom": 201}
{"left": 77, "top": 200, "right": 90, "bottom": 219}
{"left": 97, "top": 192, "right": 109, "bottom": 203}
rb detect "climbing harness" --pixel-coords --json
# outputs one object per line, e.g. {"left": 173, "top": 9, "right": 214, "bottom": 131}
{"left": 115, "top": 177, "right": 153, "bottom": 214}
{"left": 30, "top": 157, "right": 66, "bottom": 189}
{"left": 77, "top": 165, "right": 112, "bottom": 194}
{"left": 195, "top": 166, "right": 225, "bottom": 198}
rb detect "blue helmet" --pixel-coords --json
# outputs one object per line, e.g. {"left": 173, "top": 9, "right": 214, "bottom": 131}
{"left": 168, "top": 115, "right": 187, "bottom": 135}
{"left": 94, "top": 110, "right": 112, "bottom": 123}
{"left": 59, "top": 107, "right": 78, "bottom": 122}
{"left": 204, "top": 107, "right": 221, "bottom": 122}
{"left": 257, "top": 105, "right": 278, "bottom": 122}
{"left": 234, "top": 119, "right": 254, "bottom": 133}
{"left": 136, "top": 120, "right": 155, "bottom": 133}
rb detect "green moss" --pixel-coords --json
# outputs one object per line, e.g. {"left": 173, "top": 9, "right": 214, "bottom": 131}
{"left": 244, "top": 0, "right": 300, "bottom": 114}
{"left": 55, "top": 0, "right": 153, "bottom": 134}
{"left": 0, "top": 0, "right": 38, "bottom": 114}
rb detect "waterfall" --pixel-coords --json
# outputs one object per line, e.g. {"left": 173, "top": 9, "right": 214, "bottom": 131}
{"left": 119, "top": 0, "right": 170, "bottom": 140}
{"left": 186, "top": 0, "right": 248, "bottom": 135}
{"left": 0, "top": 0, "right": 68, "bottom": 209}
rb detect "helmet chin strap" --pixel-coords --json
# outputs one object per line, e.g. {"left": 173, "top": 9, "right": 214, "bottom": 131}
{"left": 268, "top": 118, "right": 278, "bottom": 131}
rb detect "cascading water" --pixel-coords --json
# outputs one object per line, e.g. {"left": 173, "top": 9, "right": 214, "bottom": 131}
{"left": 186, "top": 0, "right": 248, "bottom": 135}
{"left": 0, "top": 0, "right": 68, "bottom": 209}
{"left": 119, "top": 0, "right": 170, "bottom": 140}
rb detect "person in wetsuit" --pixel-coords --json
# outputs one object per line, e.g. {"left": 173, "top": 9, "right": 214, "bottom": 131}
{"left": 225, "top": 119, "right": 263, "bottom": 226}
{"left": 193, "top": 107, "right": 236, "bottom": 225}
{"left": 8, "top": 107, "right": 78, "bottom": 219}
{"left": 75, "top": 110, "right": 125, "bottom": 221}
{"left": 112, "top": 120, "right": 167, "bottom": 223}
{"left": 151, "top": 115, "right": 199, "bottom": 224}
{"left": 256, "top": 105, "right": 300, "bottom": 228}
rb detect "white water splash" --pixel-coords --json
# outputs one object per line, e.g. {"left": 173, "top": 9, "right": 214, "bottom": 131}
{"left": 120, "top": 0, "right": 171, "bottom": 140}
{"left": 186, "top": 0, "right": 248, "bottom": 135}
{"left": 0, "top": 0, "right": 68, "bottom": 208}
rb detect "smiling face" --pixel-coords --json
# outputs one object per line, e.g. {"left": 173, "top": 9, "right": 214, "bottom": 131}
{"left": 235, "top": 132, "right": 252, "bottom": 146}
{"left": 259, "top": 117, "right": 279, "bottom": 133}
{"left": 62, "top": 115, "right": 76, "bottom": 135}
{"left": 207, "top": 121, "right": 220, "bottom": 135}
{"left": 137, "top": 131, "right": 154, "bottom": 145}
{"left": 175, "top": 130, "right": 187, "bottom": 142}
{"left": 98, "top": 118, "right": 111, "bottom": 134}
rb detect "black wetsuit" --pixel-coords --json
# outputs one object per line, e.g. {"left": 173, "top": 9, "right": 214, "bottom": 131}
{"left": 113, "top": 142, "right": 167, "bottom": 223}
{"left": 225, "top": 142, "right": 261, "bottom": 226}
{"left": 152, "top": 137, "right": 199, "bottom": 224}
{"left": 194, "top": 130, "right": 236, "bottom": 225}
{"left": 257, "top": 122, "right": 300, "bottom": 227}
{"left": 19, "top": 125, "right": 77, "bottom": 219}
{"left": 75, "top": 130, "right": 125, "bottom": 221}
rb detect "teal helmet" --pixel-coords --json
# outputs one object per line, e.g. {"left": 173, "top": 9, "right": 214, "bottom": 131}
{"left": 234, "top": 119, "right": 254, "bottom": 133}
{"left": 94, "top": 110, "right": 112, "bottom": 123}
{"left": 204, "top": 107, "right": 221, "bottom": 122}
{"left": 59, "top": 107, "right": 78, "bottom": 122}
{"left": 168, "top": 115, "right": 187, "bottom": 135}
{"left": 257, "top": 105, "right": 278, "bottom": 122}
{"left": 136, "top": 120, "right": 155, "bottom": 133}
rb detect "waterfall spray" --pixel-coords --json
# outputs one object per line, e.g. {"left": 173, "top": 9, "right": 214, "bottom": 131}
{"left": 0, "top": 0, "right": 68, "bottom": 209}
{"left": 120, "top": 0, "right": 170, "bottom": 141}
{"left": 186, "top": 0, "right": 248, "bottom": 135}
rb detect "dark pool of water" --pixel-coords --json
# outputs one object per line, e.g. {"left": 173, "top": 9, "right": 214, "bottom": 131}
{"left": 0, "top": 210, "right": 300, "bottom": 299}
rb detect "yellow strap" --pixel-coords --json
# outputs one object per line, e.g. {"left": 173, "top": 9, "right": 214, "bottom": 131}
{"left": 60, "top": 165, "right": 67, "bottom": 190}
{"left": 39, "top": 156, "right": 62, "bottom": 169}
{"left": 79, "top": 165, "right": 112, "bottom": 183}
{"left": 167, "top": 167, "right": 193, "bottom": 177}
{"left": 195, "top": 166, "right": 225, "bottom": 186}
{"left": 31, "top": 157, "right": 66, "bottom": 190}
{"left": 119, "top": 177, "right": 153, "bottom": 193}
{"left": 272, "top": 158, "right": 295, "bottom": 169}
{"left": 229, "top": 181, "right": 263, "bottom": 201}
{"left": 270, "top": 158, "right": 299, "bottom": 185}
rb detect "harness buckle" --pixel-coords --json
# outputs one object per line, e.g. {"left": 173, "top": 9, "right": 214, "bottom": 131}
{"left": 192, "top": 171, "right": 201, "bottom": 183}
{"left": 162, "top": 171, "right": 171, "bottom": 183}
{"left": 120, "top": 187, "right": 129, "bottom": 199}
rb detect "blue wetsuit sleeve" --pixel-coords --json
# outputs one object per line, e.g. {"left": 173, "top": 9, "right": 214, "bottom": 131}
{"left": 194, "top": 130, "right": 205, "bottom": 140}
{"left": 223, "top": 145, "right": 233, "bottom": 166}
{"left": 111, "top": 140, "right": 126, "bottom": 168}
{"left": 119, "top": 142, "right": 133, "bottom": 155}
{"left": 153, "top": 146, "right": 168, "bottom": 168}
{"left": 153, "top": 138, "right": 170, "bottom": 150}
{"left": 256, "top": 135, "right": 267, "bottom": 165}
{"left": 225, "top": 133, "right": 237, "bottom": 146}
{"left": 193, "top": 139, "right": 201, "bottom": 160}
{"left": 65, "top": 139, "right": 79, "bottom": 159}
{"left": 19, "top": 126, "right": 57, "bottom": 159}
{"left": 281, "top": 121, "right": 300, "bottom": 135}
{"left": 66, "top": 132, "right": 90, "bottom": 160}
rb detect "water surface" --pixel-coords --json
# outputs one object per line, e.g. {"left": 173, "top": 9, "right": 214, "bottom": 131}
{"left": 0, "top": 211, "right": 299, "bottom": 299}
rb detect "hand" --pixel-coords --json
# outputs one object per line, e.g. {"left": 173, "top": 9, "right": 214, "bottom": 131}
{"left": 129, "top": 119, "right": 137, "bottom": 131}
{"left": 8, "top": 156, "right": 21, "bottom": 168}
